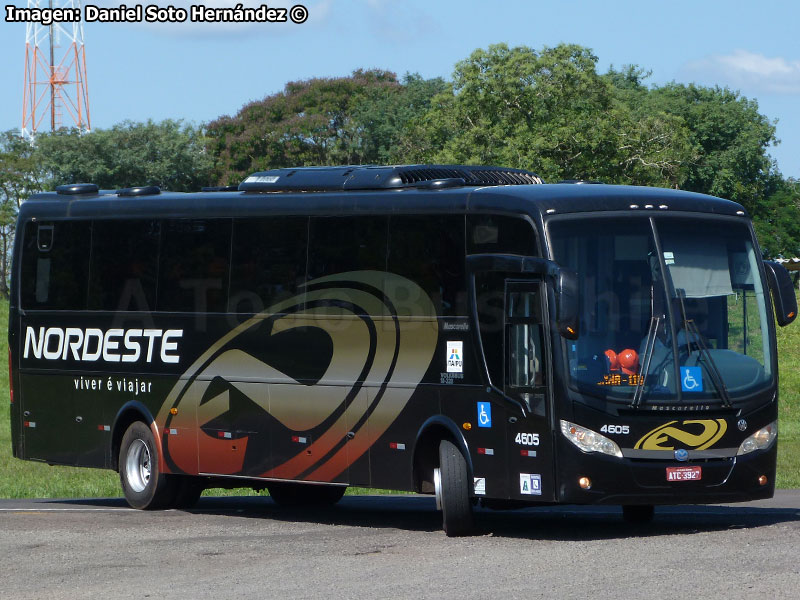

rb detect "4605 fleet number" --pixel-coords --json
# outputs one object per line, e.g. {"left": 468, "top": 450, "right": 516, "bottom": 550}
{"left": 600, "top": 424, "right": 629, "bottom": 434}
{"left": 515, "top": 432, "right": 540, "bottom": 446}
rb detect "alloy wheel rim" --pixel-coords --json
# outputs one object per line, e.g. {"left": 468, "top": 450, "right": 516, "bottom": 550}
{"left": 433, "top": 467, "right": 442, "bottom": 511}
{"left": 125, "top": 439, "right": 151, "bottom": 493}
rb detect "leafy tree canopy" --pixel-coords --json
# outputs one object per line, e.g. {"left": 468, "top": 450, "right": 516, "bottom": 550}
{"left": 206, "top": 69, "right": 446, "bottom": 184}
{"left": 0, "top": 130, "right": 47, "bottom": 296}
{"left": 0, "top": 131, "right": 46, "bottom": 206}
{"left": 34, "top": 120, "right": 213, "bottom": 191}
{"left": 400, "top": 43, "right": 697, "bottom": 187}
{"left": 642, "top": 82, "right": 780, "bottom": 205}
{"left": 751, "top": 179, "right": 800, "bottom": 257}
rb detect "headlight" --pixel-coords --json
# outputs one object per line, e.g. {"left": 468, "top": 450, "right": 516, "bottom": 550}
{"left": 737, "top": 421, "right": 778, "bottom": 455}
{"left": 560, "top": 420, "right": 623, "bottom": 458}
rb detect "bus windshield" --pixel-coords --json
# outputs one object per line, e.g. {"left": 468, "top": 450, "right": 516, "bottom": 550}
{"left": 550, "top": 216, "right": 772, "bottom": 405}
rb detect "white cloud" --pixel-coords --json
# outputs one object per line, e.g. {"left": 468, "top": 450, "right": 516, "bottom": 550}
{"left": 682, "top": 50, "right": 800, "bottom": 95}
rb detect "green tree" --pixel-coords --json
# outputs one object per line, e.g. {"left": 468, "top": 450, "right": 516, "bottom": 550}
{"left": 751, "top": 180, "right": 800, "bottom": 257}
{"left": 604, "top": 65, "right": 696, "bottom": 187}
{"left": 0, "top": 131, "right": 48, "bottom": 297}
{"left": 206, "top": 70, "right": 447, "bottom": 184}
{"left": 406, "top": 43, "right": 694, "bottom": 185}
{"left": 644, "top": 83, "right": 780, "bottom": 207}
{"left": 35, "top": 120, "right": 214, "bottom": 191}
{"left": 358, "top": 72, "right": 448, "bottom": 164}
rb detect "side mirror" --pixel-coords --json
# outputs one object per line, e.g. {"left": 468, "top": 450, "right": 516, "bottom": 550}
{"left": 764, "top": 261, "right": 797, "bottom": 327}
{"left": 556, "top": 268, "right": 580, "bottom": 339}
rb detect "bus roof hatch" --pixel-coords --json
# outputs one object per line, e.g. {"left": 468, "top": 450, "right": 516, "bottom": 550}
{"left": 238, "top": 164, "right": 544, "bottom": 192}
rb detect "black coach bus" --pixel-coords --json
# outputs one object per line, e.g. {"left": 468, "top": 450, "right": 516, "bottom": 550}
{"left": 9, "top": 165, "right": 797, "bottom": 536}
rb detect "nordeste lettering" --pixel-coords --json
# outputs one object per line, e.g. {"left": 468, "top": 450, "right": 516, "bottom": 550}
{"left": 23, "top": 326, "right": 182, "bottom": 364}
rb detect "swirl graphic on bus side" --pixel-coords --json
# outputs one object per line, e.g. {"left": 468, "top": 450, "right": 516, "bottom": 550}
{"left": 634, "top": 419, "right": 728, "bottom": 451}
{"left": 156, "top": 271, "right": 438, "bottom": 481}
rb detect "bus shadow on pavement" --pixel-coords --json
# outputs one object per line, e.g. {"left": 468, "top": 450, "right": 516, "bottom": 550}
{"left": 39, "top": 495, "right": 800, "bottom": 540}
{"left": 473, "top": 504, "right": 800, "bottom": 541}
{"left": 166, "top": 495, "right": 800, "bottom": 540}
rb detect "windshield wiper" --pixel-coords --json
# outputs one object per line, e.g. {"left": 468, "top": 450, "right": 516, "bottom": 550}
{"left": 676, "top": 290, "right": 732, "bottom": 408}
{"left": 631, "top": 314, "right": 660, "bottom": 409}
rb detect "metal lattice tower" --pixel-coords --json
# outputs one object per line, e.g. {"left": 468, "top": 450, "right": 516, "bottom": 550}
{"left": 21, "top": 0, "right": 91, "bottom": 140}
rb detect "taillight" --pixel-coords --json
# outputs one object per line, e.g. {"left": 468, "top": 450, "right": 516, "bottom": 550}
{"left": 8, "top": 347, "right": 13, "bottom": 404}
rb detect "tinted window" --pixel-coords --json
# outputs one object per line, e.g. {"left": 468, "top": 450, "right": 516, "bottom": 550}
{"left": 21, "top": 220, "right": 91, "bottom": 310}
{"left": 307, "top": 216, "right": 388, "bottom": 281}
{"left": 229, "top": 217, "right": 308, "bottom": 313}
{"left": 388, "top": 215, "right": 466, "bottom": 316}
{"left": 468, "top": 215, "right": 538, "bottom": 255}
{"left": 157, "top": 219, "right": 231, "bottom": 313}
{"left": 88, "top": 220, "right": 160, "bottom": 311}
{"left": 474, "top": 271, "right": 505, "bottom": 383}
{"left": 469, "top": 215, "right": 539, "bottom": 381}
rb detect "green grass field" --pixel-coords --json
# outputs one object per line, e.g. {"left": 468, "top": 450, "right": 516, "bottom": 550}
{"left": 2, "top": 296, "right": 799, "bottom": 499}
{"left": 775, "top": 316, "right": 800, "bottom": 488}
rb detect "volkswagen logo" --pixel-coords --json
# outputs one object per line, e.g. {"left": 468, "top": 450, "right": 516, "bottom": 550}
{"left": 738, "top": 419, "right": 748, "bottom": 432}
{"left": 674, "top": 449, "right": 689, "bottom": 462}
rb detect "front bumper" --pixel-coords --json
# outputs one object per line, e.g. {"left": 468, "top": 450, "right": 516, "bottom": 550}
{"left": 556, "top": 440, "right": 776, "bottom": 505}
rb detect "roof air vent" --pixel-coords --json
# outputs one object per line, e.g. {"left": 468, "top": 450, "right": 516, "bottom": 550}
{"left": 397, "top": 167, "right": 470, "bottom": 184}
{"left": 117, "top": 186, "right": 161, "bottom": 197}
{"left": 465, "top": 169, "right": 542, "bottom": 185}
{"left": 56, "top": 183, "right": 99, "bottom": 195}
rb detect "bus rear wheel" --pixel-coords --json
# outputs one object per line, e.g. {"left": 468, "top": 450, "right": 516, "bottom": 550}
{"left": 267, "top": 482, "right": 346, "bottom": 507}
{"left": 436, "top": 439, "right": 474, "bottom": 537}
{"left": 119, "top": 421, "right": 176, "bottom": 510}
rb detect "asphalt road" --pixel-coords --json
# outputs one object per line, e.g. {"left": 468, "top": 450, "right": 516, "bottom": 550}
{"left": 1, "top": 492, "right": 799, "bottom": 600}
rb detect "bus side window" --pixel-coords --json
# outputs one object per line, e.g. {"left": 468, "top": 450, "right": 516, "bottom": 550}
{"left": 507, "top": 291, "right": 545, "bottom": 388}
{"left": 387, "top": 215, "right": 467, "bottom": 316}
{"left": 307, "top": 216, "right": 388, "bottom": 283}
{"left": 157, "top": 219, "right": 232, "bottom": 313}
{"left": 21, "top": 221, "right": 91, "bottom": 310}
{"left": 88, "top": 220, "right": 160, "bottom": 312}
{"left": 469, "top": 216, "right": 539, "bottom": 385}
{"left": 474, "top": 272, "right": 505, "bottom": 384}
{"left": 229, "top": 217, "right": 309, "bottom": 313}
{"left": 467, "top": 215, "right": 538, "bottom": 255}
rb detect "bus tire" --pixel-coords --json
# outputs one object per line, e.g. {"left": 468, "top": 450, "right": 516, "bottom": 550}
{"left": 267, "top": 482, "right": 346, "bottom": 507}
{"left": 119, "top": 421, "right": 176, "bottom": 510}
{"left": 437, "top": 439, "right": 474, "bottom": 537}
{"left": 623, "top": 504, "right": 655, "bottom": 524}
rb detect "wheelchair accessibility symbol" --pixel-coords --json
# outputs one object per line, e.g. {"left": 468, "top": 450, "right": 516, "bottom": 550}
{"left": 680, "top": 366, "right": 703, "bottom": 392}
{"left": 477, "top": 402, "right": 492, "bottom": 428}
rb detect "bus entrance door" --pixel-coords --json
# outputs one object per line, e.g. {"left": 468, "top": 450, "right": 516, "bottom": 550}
{"left": 504, "top": 281, "right": 555, "bottom": 501}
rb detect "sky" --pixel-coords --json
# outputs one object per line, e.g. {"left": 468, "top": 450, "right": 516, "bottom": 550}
{"left": 1, "top": 0, "right": 799, "bottom": 179}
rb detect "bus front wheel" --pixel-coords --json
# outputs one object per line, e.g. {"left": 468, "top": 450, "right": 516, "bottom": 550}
{"left": 436, "top": 439, "right": 474, "bottom": 537}
{"left": 119, "top": 421, "right": 176, "bottom": 510}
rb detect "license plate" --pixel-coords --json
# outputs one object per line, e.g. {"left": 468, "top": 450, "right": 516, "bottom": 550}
{"left": 666, "top": 466, "right": 702, "bottom": 481}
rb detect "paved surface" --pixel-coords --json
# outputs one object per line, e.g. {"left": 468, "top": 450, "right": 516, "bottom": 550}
{"left": 1, "top": 492, "right": 800, "bottom": 599}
